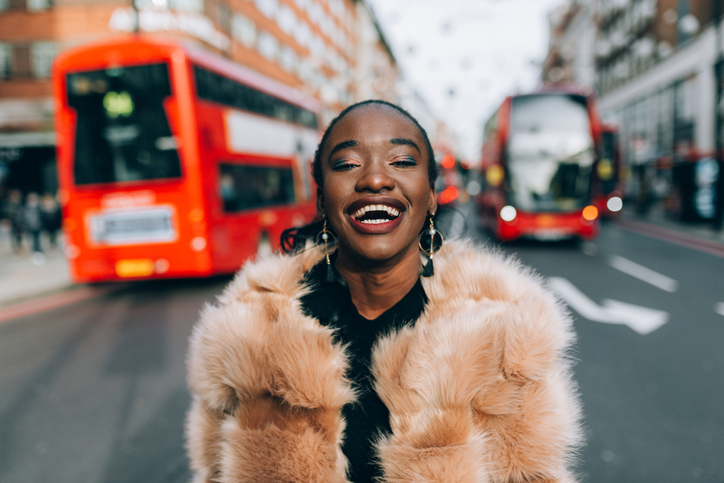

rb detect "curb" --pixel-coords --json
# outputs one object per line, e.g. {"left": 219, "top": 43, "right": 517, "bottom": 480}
{"left": 615, "top": 217, "right": 724, "bottom": 258}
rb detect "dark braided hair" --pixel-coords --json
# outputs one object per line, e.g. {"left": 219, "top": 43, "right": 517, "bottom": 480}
{"left": 281, "top": 99, "right": 438, "bottom": 254}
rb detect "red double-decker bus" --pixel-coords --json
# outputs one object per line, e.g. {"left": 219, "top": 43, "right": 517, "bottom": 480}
{"left": 52, "top": 36, "right": 320, "bottom": 282}
{"left": 476, "top": 85, "right": 602, "bottom": 241}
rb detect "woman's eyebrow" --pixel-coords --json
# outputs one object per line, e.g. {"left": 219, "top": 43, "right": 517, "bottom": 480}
{"left": 329, "top": 140, "right": 359, "bottom": 157}
{"left": 390, "top": 138, "right": 421, "bottom": 153}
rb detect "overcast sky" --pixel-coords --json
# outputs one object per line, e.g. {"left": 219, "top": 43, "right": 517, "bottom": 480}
{"left": 366, "top": 0, "right": 565, "bottom": 162}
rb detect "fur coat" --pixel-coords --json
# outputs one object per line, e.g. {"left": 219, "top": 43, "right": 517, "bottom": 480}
{"left": 185, "top": 239, "right": 583, "bottom": 483}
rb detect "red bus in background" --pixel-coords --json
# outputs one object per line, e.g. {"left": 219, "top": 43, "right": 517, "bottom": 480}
{"left": 476, "top": 85, "right": 602, "bottom": 241}
{"left": 592, "top": 124, "right": 625, "bottom": 217}
{"left": 436, "top": 153, "right": 462, "bottom": 207}
{"left": 52, "top": 36, "right": 320, "bottom": 283}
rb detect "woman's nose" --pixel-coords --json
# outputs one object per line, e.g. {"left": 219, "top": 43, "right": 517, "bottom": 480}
{"left": 355, "top": 163, "right": 395, "bottom": 192}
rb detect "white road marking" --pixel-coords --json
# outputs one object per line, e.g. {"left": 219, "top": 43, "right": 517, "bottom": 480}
{"left": 716, "top": 303, "right": 724, "bottom": 316}
{"left": 549, "top": 277, "right": 669, "bottom": 335}
{"left": 608, "top": 255, "right": 678, "bottom": 293}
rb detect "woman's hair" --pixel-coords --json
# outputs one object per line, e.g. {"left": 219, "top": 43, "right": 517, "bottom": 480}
{"left": 281, "top": 99, "right": 438, "bottom": 254}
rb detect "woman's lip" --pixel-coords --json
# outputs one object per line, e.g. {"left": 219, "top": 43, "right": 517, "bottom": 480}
{"left": 348, "top": 212, "right": 403, "bottom": 234}
{"left": 346, "top": 196, "right": 406, "bottom": 215}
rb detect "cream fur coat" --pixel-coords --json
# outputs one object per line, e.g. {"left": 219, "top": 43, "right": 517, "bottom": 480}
{"left": 185, "top": 239, "right": 583, "bottom": 483}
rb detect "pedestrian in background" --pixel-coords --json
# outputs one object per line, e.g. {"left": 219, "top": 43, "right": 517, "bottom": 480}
{"left": 41, "top": 192, "right": 62, "bottom": 250}
{"left": 2, "top": 189, "right": 26, "bottom": 255}
{"left": 185, "top": 100, "right": 582, "bottom": 483}
{"left": 22, "top": 192, "right": 45, "bottom": 264}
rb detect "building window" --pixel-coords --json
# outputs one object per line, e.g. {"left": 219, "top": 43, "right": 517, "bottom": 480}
{"left": 279, "top": 45, "right": 298, "bottom": 74}
{"left": 31, "top": 42, "right": 56, "bottom": 78}
{"left": 277, "top": 4, "right": 297, "bottom": 37}
{"left": 232, "top": 13, "right": 257, "bottom": 49}
{"left": 27, "top": 0, "right": 51, "bottom": 11}
{"left": 257, "top": 30, "right": 279, "bottom": 62}
{"left": 0, "top": 44, "right": 10, "bottom": 78}
{"left": 254, "top": 0, "right": 278, "bottom": 19}
{"left": 12, "top": 45, "right": 32, "bottom": 78}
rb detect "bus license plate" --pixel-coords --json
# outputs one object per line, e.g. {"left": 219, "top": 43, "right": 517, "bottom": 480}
{"left": 533, "top": 229, "right": 567, "bottom": 241}
{"left": 88, "top": 206, "right": 177, "bottom": 246}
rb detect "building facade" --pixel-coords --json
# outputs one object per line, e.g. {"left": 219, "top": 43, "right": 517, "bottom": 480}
{"left": 542, "top": 0, "right": 597, "bottom": 87}
{"left": 543, "top": 0, "right": 723, "bottom": 222}
{"left": 0, "top": 0, "right": 401, "bottom": 195}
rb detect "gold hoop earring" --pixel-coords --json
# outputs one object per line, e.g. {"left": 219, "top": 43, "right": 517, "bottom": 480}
{"left": 316, "top": 217, "right": 337, "bottom": 282}
{"left": 419, "top": 214, "right": 443, "bottom": 277}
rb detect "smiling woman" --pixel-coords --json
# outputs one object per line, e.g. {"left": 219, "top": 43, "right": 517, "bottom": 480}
{"left": 185, "top": 100, "right": 584, "bottom": 483}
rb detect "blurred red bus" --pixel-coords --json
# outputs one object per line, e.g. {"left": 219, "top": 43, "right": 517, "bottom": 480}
{"left": 592, "top": 124, "right": 625, "bottom": 218}
{"left": 52, "top": 36, "right": 320, "bottom": 283}
{"left": 476, "top": 85, "right": 602, "bottom": 241}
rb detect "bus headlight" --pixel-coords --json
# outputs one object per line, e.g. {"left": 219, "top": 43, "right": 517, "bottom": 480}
{"left": 606, "top": 196, "right": 623, "bottom": 213}
{"left": 582, "top": 205, "right": 599, "bottom": 221}
{"left": 500, "top": 205, "right": 517, "bottom": 222}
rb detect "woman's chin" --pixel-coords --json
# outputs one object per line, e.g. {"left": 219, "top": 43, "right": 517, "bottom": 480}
{"left": 338, "top": 240, "right": 419, "bottom": 267}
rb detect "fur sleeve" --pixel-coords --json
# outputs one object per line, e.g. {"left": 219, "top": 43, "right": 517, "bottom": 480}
{"left": 185, "top": 252, "right": 355, "bottom": 483}
{"left": 373, "top": 240, "right": 583, "bottom": 482}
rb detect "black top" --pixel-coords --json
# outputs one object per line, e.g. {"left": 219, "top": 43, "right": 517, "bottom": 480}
{"left": 300, "top": 258, "right": 428, "bottom": 483}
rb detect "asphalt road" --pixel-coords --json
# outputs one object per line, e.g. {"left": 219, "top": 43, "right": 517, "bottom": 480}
{"left": 1, "top": 205, "right": 722, "bottom": 483}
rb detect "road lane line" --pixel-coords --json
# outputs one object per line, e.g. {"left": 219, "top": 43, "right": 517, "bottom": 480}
{"left": 608, "top": 255, "right": 678, "bottom": 292}
{"left": 716, "top": 303, "right": 724, "bottom": 317}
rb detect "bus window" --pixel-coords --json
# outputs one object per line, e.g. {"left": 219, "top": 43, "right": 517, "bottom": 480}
{"left": 507, "top": 94, "right": 594, "bottom": 212}
{"left": 193, "top": 65, "right": 318, "bottom": 129}
{"left": 220, "top": 163, "right": 295, "bottom": 212}
{"left": 67, "top": 63, "right": 182, "bottom": 185}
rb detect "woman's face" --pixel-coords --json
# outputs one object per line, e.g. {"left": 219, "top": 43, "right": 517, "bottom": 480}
{"left": 318, "top": 104, "right": 437, "bottom": 264}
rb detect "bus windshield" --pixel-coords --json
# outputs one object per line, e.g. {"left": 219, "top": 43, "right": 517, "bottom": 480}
{"left": 507, "top": 94, "right": 594, "bottom": 212}
{"left": 67, "top": 62, "right": 182, "bottom": 186}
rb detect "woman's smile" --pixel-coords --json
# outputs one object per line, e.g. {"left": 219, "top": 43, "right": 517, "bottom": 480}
{"left": 347, "top": 196, "right": 405, "bottom": 234}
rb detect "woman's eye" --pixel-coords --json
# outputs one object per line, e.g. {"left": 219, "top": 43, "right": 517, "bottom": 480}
{"left": 392, "top": 157, "right": 417, "bottom": 167}
{"left": 332, "top": 160, "right": 358, "bottom": 171}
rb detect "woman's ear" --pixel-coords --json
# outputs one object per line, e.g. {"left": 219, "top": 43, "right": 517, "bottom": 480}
{"left": 316, "top": 189, "right": 325, "bottom": 217}
{"left": 428, "top": 187, "right": 438, "bottom": 215}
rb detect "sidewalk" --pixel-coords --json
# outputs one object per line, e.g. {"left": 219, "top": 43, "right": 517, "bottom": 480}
{"left": 613, "top": 203, "right": 724, "bottom": 257}
{"left": 0, "top": 229, "right": 75, "bottom": 308}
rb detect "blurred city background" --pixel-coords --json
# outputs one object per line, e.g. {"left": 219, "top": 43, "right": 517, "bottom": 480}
{"left": 0, "top": 0, "right": 723, "bottom": 482}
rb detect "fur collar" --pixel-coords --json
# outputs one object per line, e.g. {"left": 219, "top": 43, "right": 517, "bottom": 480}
{"left": 186, "top": 239, "right": 582, "bottom": 483}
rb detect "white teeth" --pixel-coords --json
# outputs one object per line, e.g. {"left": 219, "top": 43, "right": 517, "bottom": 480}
{"left": 352, "top": 204, "right": 401, "bottom": 219}
{"left": 360, "top": 219, "right": 390, "bottom": 224}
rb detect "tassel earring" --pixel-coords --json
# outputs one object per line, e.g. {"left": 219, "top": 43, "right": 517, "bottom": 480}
{"left": 316, "top": 217, "right": 337, "bottom": 283}
{"left": 419, "top": 214, "right": 443, "bottom": 277}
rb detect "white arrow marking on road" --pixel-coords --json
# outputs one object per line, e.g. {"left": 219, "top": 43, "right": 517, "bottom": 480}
{"left": 716, "top": 303, "right": 724, "bottom": 317}
{"left": 549, "top": 277, "right": 669, "bottom": 335}
{"left": 608, "top": 255, "right": 678, "bottom": 293}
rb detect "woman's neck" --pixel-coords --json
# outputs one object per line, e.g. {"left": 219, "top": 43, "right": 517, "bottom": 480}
{"left": 335, "top": 246, "right": 421, "bottom": 320}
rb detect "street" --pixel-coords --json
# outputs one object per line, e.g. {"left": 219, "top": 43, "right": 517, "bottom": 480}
{"left": 1, "top": 206, "right": 723, "bottom": 483}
